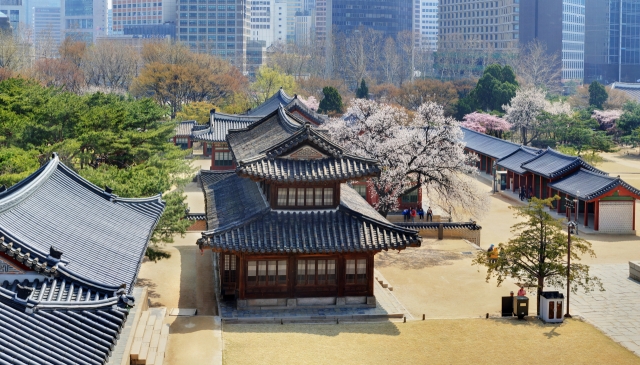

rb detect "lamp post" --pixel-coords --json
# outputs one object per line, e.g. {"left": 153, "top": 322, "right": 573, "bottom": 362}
{"left": 565, "top": 221, "right": 576, "bottom": 318}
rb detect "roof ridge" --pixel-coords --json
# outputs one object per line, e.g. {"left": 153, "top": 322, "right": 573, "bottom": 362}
{"left": 0, "top": 154, "right": 59, "bottom": 215}
{"left": 461, "top": 127, "right": 520, "bottom": 147}
{"left": 497, "top": 145, "right": 538, "bottom": 162}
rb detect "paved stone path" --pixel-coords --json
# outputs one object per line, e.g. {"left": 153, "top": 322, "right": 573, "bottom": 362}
{"left": 564, "top": 264, "right": 640, "bottom": 357}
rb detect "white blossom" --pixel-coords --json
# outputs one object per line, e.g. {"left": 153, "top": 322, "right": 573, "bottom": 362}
{"left": 325, "top": 98, "right": 489, "bottom": 218}
{"left": 503, "top": 87, "right": 548, "bottom": 145}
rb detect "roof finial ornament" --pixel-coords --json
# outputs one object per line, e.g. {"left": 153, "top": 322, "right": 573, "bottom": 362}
{"left": 0, "top": 185, "right": 5, "bottom": 193}
{"left": 105, "top": 185, "right": 113, "bottom": 194}
{"left": 16, "top": 285, "right": 34, "bottom": 300}
{"left": 49, "top": 246, "right": 63, "bottom": 260}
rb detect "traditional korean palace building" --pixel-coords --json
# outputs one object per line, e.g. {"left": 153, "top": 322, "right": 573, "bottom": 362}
{"left": 462, "top": 127, "right": 640, "bottom": 234}
{"left": 175, "top": 89, "right": 328, "bottom": 170}
{"left": 0, "top": 154, "right": 165, "bottom": 364}
{"left": 197, "top": 106, "right": 421, "bottom": 308}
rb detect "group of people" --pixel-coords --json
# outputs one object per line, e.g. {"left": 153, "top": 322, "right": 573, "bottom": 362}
{"left": 518, "top": 186, "right": 534, "bottom": 201}
{"left": 402, "top": 206, "right": 433, "bottom": 222}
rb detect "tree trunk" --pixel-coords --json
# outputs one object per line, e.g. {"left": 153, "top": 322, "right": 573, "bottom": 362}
{"left": 537, "top": 276, "right": 544, "bottom": 315}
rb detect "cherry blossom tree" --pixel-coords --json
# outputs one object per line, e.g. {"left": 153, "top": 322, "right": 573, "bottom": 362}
{"left": 325, "top": 99, "right": 489, "bottom": 218}
{"left": 504, "top": 87, "right": 571, "bottom": 145}
{"left": 461, "top": 112, "right": 511, "bottom": 138}
{"left": 298, "top": 95, "right": 319, "bottom": 111}
{"left": 592, "top": 109, "right": 622, "bottom": 133}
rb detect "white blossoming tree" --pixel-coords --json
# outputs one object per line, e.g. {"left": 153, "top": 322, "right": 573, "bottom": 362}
{"left": 504, "top": 87, "right": 571, "bottom": 145}
{"left": 325, "top": 99, "right": 489, "bottom": 218}
{"left": 298, "top": 95, "right": 320, "bottom": 111}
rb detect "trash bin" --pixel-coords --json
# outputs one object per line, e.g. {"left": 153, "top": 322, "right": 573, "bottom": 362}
{"left": 501, "top": 296, "right": 514, "bottom": 317}
{"left": 513, "top": 296, "right": 529, "bottom": 319}
{"left": 540, "top": 291, "right": 564, "bottom": 323}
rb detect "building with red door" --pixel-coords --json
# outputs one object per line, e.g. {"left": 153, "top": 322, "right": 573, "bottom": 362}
{"left": 197, "top": 106, "right": 421, "bottom": 308}
{"left": 462, "top": 127, "right": 640, "bottom": 234}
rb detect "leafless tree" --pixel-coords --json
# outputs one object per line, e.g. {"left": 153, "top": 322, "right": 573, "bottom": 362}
{"left": 83, "top": 40, "right": 140, "bottom": 92}
{"left": 513, "top": 40, "right": 562, "bottom": 94}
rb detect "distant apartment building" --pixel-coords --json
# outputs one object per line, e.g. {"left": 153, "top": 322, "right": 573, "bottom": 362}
{"left": 61, "top": 0, "right": 108, "bottom": 43}
{"left": 438, "top": 0, "right": 520, "bottom": 52}
{"left": 416, "top": 1, "right": 437, "bottom": 50}
{"left": 314, "top": 0, "right": 326, "bottom": 43}
{"left": 326, "top": 0, "right": 413, "bottom": 37}
{"left": 585, "top": 0, "right": 640, "bottom": 84}
{"left": 285, "top": 0, "right": 301, "bottom": 41}
{"left": 520, "top": 0, "right": 585, "bottom": 82}
{"left": 250, "top": 0, "right": 275, "bottom": 47}
{"left": 33, "top": 7, "right": 60, "bottom": 56}
{"left": 112, "top": 0, "right": 176, "bottom": 39}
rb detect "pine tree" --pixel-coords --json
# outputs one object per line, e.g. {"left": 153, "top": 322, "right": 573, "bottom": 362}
{"left": 355, "top": 79, "right": 369, "bottom": 99}
{"left": 318, "top": 86, "right": 344, "bottom": 114}
{"left": 588, "top": 81, "right": 608, "bottom": 109}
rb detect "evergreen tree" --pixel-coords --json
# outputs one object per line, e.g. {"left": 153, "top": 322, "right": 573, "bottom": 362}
{"left": 588, "top": 81, "right": 608, "bottom": 109}
{"left": 355, "top": 79, "right": 369, "bottom": 99}
{"left": 318, "top": 86, "right": 344, "bottom": 114}
{"left": 473, "top": 197, "right": 603, "bottom": 315}
{"left": 456, "top": 64, "right": 519, "bottom": 118}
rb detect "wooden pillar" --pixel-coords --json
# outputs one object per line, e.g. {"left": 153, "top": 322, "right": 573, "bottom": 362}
{"left": 238, "top": 253, "right": 245, "bottom": 300}
{"left": 584, "top": 200, "right": 589, "bottom": 227}
{"left": 594, "top": 200, "right": 600, "bottom": 231}
{"left": 287, "top": 254, "right": 295, "bottom": 298}
{"left": 337, "top": 254, "right": 345, "bottom": 297}
{"left": 210, "top": 148, "right": 215, "bottom": 170}
{"left": 188, "top": 138, "right": 192, "bottom": 149}
{"left": 557, "top": 193, "right": 562, "bottom": 213}
{"left": 539, "top": 175, "right": 543, "bottom": 198}
{"left": 367, "top": 253, "right": 374, "bottom": 296}
{"left": 633, "top": 199, "right": 636, "bottom": 231}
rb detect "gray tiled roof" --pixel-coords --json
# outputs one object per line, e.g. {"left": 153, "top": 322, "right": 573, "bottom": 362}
{"left": 0, "top": 290, "right": 129, "bottom": 365}
{"left": 236, "top": 124, "right": 381, "bottom": 183}
{"left": 175, "top": 120, "right": 196, "bottom": 137}
{"left": 496, "top": 147, "right": 540, "bottom": 175}
{"left": 461, "top": 127, "right": 522, "bottom": 159}
{"left": 246, "top": 88, "right": 294, "bottom": 116}
{"left": 285, "top": 98, "right": 328, "bottom": 125}
{"left": 1, "top": 277, "right": 115, "bottom": 307}
{"left": 190, "top": 113, "right": 262, "bottom": 142}
{"left": 548, "top": 168, "right": 640, "bottom": 200}
{"left": 227, "top": 107, "right": 303, "bottom": 162}
{"left": 0, "top": 154, "right": 165, "bottom": 291}
{"left": 199, "top": 175, "right": 421, "bottom": 253}
{"left": 611, "top": 82, "right": 640, "bottom": 103}
{"left": 520, "top": 148, "right": 606, "bottom": 179}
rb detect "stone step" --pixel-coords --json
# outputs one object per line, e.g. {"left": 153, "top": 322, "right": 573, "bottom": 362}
{"left": 130, "top": 308, "right": 167, "bottom": 365}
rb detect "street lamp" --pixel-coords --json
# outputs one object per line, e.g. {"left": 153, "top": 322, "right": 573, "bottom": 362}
{"left": 565, "top": 221, "right": 577, "bottom": 318}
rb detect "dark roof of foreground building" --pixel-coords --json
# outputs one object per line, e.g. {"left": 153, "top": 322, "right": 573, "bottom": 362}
{"left": 0, "top": 154, "right": 164, "bottom": 365}
{"left": 461, "top": 127, "right": 523, "bottom": 159}
{"left": 0, "top": 154, "right": 165, "bottom": 290}
{"left": 548, "top": 168, "right": 640, "bottom": 201}
{"left": 520, "top": 148, "right": 606, "bottom": 179}
{"left": 496, "top": 147, "right": 541, "bottom": 175}
{"left": 198, "top": 171, "right": 421, "bottom": 253}
{"left": 234, "top": 115, "right": 380, "bottom": 183}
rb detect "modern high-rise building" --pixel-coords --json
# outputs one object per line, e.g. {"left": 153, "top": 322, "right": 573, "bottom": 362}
{"left": 175, "top": 0, "right": 250, "bottom": 72}
{"left": 33, "top": 6, "right": 60, "bottom": 56}
{"left": 314, "top": 0, "right": 326, "bottom": 43}
{"left": 250, "top": 0, "right": 275, "bottom": 47}
{"left": 416, "top": 1, "right": 437, "bottom": 50}
{"left": 0, "top": 0, "right": 27, "bottom": 30}
{"left": 61, "top": 0, "right": 108, "bottom": 43}
{"left": 327, "top": 0, "right": 413, "bottom": 38}
{"left": 0, "top": 9, "right": 11, "bottom": 32}
{"left": 520, "top": 0, "right": 585, "bottom": 82}
{"left": 112, "top": 0, "right": 176, "bottom": 39}
{"left": 285, "top": 0, "right": 301, "bottom": 41}
{"left": 438, "top": 0, "right": 520, "bottom": 52}
{"left": 294, "top": 10, "right": 311, "bottom": 45}
{"left": 585, "top": 0, "right": 640, "bottom": 84}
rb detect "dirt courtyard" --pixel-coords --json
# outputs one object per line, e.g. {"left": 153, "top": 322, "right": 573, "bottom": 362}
{"left": 223, "top": 319, "right": 640, "bottom": 365}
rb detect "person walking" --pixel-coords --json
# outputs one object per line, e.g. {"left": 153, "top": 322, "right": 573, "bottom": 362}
{"left": 519, "top": 186, "right": 525, "bottom": 201}
{"left": 426, "top": 207, "right": 433, "bottom": 222}
{"left": 410, "top": 207, "right": 417, "bottom": 222}
{"left": 418, "top": 207, "right": 424, "bottom": 220}
{"left": 402, "top": 208, "right": 409, "bottom": 222}
{"left": 528, "top": 186, "right": 533, "bottom": 200}
{"left": 517, "top": 286, "right": 526, "bottom": 296}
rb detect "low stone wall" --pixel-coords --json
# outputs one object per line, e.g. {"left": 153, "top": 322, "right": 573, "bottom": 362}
{"left": 631, "top": 261, "right": 640, "bottom": 282}
{"left": 396, "top": 222, "right": 482, "bottom": 247}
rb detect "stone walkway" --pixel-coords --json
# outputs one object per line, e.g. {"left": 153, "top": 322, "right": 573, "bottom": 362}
{"left": 564, "top": 264, "right": 640, "bottom": 357}
{"left": 219, "top": 280, "right": 408, "bottom": 321}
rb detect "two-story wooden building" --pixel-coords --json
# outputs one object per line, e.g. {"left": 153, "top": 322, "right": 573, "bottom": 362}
{"left": 197, "top": 106, "right": 421, "bottom": 308}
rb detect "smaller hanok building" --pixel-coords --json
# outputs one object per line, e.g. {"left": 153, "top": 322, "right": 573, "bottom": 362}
{"left": 462, "top": 127, "right": 640, "bottom": 234}
{"left": 198, "top": 106, "right": 421, "bottom": 308}
{"left": 189, "top": 89, "right": 327, "bottom": 170}
{"left": 0, "top": 154, "right": 165, "bottom": 364}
